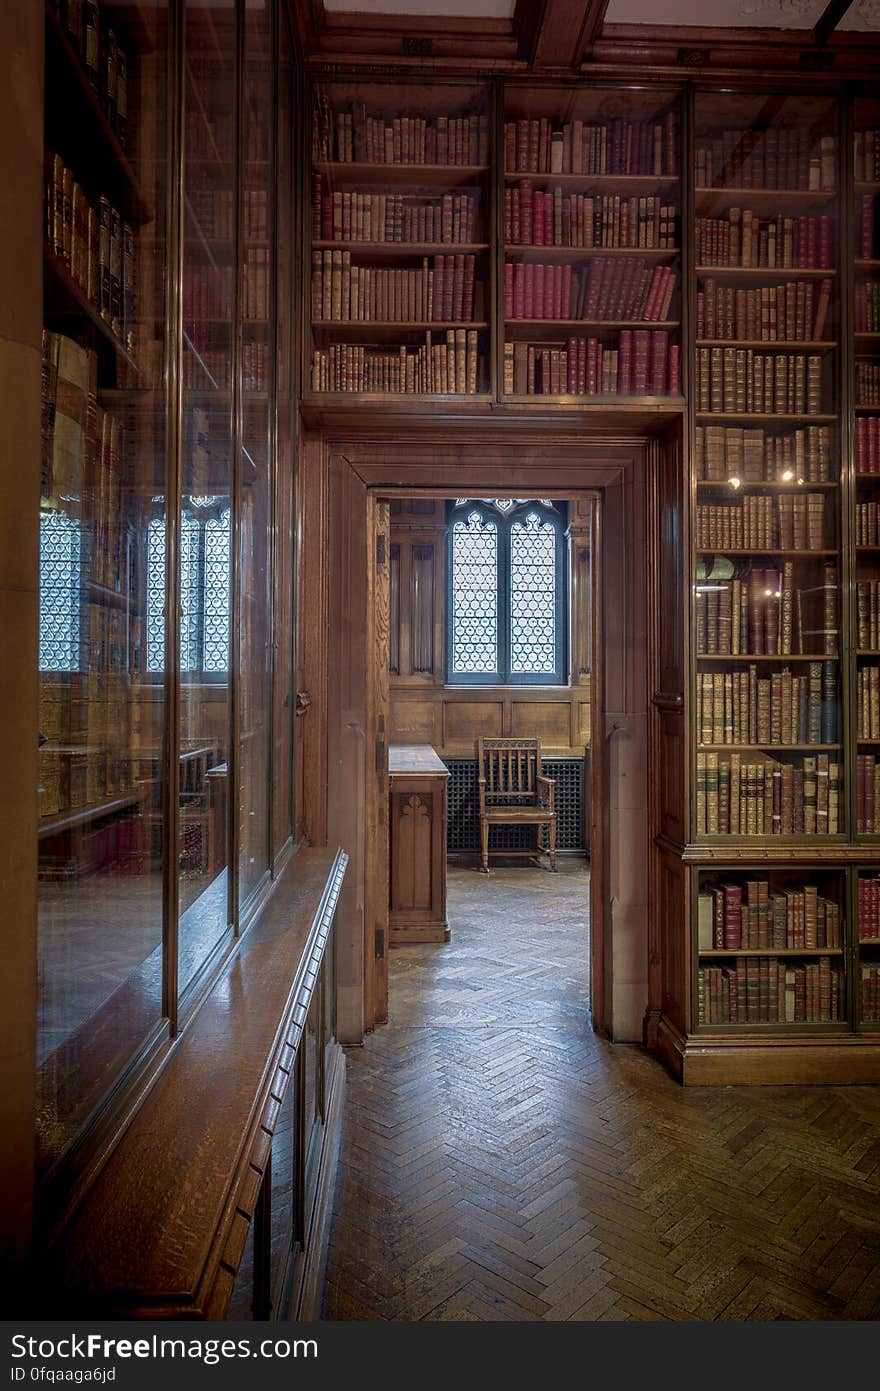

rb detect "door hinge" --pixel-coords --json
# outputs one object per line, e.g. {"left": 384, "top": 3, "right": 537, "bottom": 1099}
{"left": 376, "top": 533, "right": 386, "bottom": 566}
{"left": 374, "top": 928, "right": 385, "bottom": 959}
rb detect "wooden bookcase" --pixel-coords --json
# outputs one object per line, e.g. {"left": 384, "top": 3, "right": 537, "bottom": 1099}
{"left": 500, "top": 82, "right": 683, "bottom": 416}
{"left": 305, "top": 76, "right": 494, "bottom": 405}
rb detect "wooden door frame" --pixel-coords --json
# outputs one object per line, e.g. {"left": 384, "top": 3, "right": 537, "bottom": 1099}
{"left": 311, "top": 429, "right": 655, "bottom": 1043}
{"left": 368, "top": 481, "right": 604, "bottom": 1029}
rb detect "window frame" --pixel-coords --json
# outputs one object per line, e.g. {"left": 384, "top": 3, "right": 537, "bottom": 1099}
{"left": 445, "top": 499, "right": 568, "bottom": 687}
{"left": 146, "top": 504, "right": 232, "bottom": 683}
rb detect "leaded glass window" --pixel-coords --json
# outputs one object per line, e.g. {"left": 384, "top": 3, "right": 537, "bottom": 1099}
{"left": 39, "top": 510, "right": 81, "bottom": 672}
{"left": 446, "top": 500, "right": 566, "bottom": 685}
{"left": 145, "top": 507, "right": 230, "bottom": 676}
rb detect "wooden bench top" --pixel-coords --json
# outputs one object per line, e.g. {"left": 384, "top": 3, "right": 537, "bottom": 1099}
{"left": 389, "top": 743, "right": 449, "bottom": 777}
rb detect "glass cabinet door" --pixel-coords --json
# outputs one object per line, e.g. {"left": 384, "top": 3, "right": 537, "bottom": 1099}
{"left": 177, "top": 0, "right": 235, "bottom": 993}
{"left": 38, "top": 0, "right": 171, "bottom": 1172}
{"left": 238, "top": 0, "right": 273, "bottom": 909}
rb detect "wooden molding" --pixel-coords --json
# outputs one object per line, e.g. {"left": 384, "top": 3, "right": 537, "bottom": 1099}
{"left": 588, "top": 24, "right": 880, "bottom": 80}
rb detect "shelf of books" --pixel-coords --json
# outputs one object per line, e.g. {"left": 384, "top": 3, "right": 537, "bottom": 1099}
{"left": 695, "top": 868, "right": 847, "bottom": 1030}
{"left": 38, "top": 0, "right": 170, "bottom": 1170}
{"left": 500, "top": 83, "right": 683, "bottom": 414}
{"left": 306, "top": 77, "right": 493, "bottom": 405}
{"left": 692, "top": 94, "right": 843, "bottom": 849}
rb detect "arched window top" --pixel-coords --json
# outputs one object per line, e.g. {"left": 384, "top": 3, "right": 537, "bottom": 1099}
{"left": 446, "top": 499, "right": 566, "bottom": 686}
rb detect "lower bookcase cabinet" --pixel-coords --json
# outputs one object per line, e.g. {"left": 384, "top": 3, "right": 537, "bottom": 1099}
{"left": 857, "top": 871, "right": 880, "bottom": 1030}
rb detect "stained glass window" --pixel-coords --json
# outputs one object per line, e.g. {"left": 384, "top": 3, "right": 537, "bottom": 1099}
{"left": 447, "top": 500, "right": 566, "bottom": 685}
{"left": 510, "top": 511, "right": 558, "bottom": 675}
{"left": 450, "top": 510, "right": 498, "bottom": 675}
{"left": 39, "top": 510, "right": 81, "bottom": 672}
{"left": 146, "top": 508, "right": 230, "bottom": 675}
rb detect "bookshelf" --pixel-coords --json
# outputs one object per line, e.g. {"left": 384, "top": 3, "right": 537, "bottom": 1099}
{"left": 307, "top": 77, "right": 493, "bottom": 400}
{"left": 854, "top": 100, "right": 880, "bottom": 1030}
{"left": 500, "top": 83, "right": 683, "bottom": 407}
{"left": 689, "top": 91, "right": 850, "bottom": 1039}
{"left": 36, "top": 0, "right": 296, "bottom": 1182}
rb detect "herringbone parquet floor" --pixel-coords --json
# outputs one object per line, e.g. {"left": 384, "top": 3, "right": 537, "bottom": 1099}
{"left": 323, "top": 860, "right": 880, "bottom": 1321}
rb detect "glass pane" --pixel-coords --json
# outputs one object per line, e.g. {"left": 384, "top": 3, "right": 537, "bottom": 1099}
{"left": 239, "top": 0, "right": 273, "bottom": 907}
{"left": 273, "top": 8, "right": 295, "bottom": 855}
{"left": 450, "top": 510, "right": 498, "bottom": 675}
{"left": 509, "top": 510, "right": 558, "bottom": 674}
{"left": 37, "top": 1, "right": 169, "bottom": 1170}
{"left": 178, "top": 0, "right": 235, "bottom": 992}
{"left": 270, "top": 1076, "right": 297, "bottom": 1311}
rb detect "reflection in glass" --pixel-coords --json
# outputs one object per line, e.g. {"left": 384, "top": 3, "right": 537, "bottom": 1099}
{"left": 177, "top": 0, "right": 235, "bottom": 991}
{"left": 37, "top": 2, "right": 170, "bottom": 1170}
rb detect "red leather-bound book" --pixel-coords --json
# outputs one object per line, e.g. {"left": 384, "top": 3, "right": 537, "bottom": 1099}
{"left": 312, "top": 173, "right": 323, "bottom": 240}
{"left": 451, "top": 254, "right": 464, "bottom": 321}
{"left": 528, "top": 261, "right": 542, "bottom": 318}
{"left": 513, "top": 262, "right": 524, "bottom": 319}
{"left": 504, "top": 187, "right": 514, "bottom": 244}
{"left": 533, "top": 189, "right": 544, "bottom": 245}
{"left": 649, "top": 329, "right": 669, "bottom": 394}
{"left": 618, "top": 329, "right": 633, "bottom": 395}
{"left": 632, "top": 329, "right": 650, "bottom": 394}
{"left": 504, "top": 260, "right": 514, "bottom": 318}
{"left": 818, "top": 216, "right": 831, "bottom": 269}
{"left": 432, "top": 257, "right": 445, "bottom": 321}
{"left": 668, "top": 343, "right": 681, "bottom": 395}
{"left": 566, "top": 338, "right": 577, "bottom": 393}
{"left": 521, "top": 181, "right": 533, "bottom": 247}
{"left": 586, "top": 336, "right": 600, "bottom": 394}
{"left": 561, "top": 263, "right": 572, "bottom": 319}
{"left": 524, "top": 262, "right": 535, "bottom": 319}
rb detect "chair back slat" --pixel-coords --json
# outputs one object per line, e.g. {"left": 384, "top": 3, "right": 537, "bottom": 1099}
{"left": 477, "top": 737, "right": 542, "bottom": 804}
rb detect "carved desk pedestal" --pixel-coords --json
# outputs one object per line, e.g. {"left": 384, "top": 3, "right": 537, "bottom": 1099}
{"left": 389, "top": 743, "right": 449, "bottom": 944}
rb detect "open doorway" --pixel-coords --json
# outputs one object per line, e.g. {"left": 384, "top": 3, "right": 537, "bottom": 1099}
{"left": 372, "top": 489, "right": 600, "bottom": 1032}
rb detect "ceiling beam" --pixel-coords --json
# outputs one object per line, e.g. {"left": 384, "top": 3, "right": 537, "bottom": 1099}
{"left": 529, "top": 0, "right": 610, "bottom": 69}
{"left": 814, "top": 0, "right": 856, "bottom": 45}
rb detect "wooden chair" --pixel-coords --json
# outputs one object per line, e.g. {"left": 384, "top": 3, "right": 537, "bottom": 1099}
{"left": 475, "top": 737, "right": 557, "bottom": 874}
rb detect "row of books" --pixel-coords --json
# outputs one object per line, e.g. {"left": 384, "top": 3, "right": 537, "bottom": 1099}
{"left": 857, "top": 362, "right": 880, "bottom": 407}
{"left": 697, "top": 960, "right": 843, "bottom": 1025}
{"left": 694, "top": 751, "right": 841, "bottom": 835}
{"left": 45, "top": 154, "right": 135, "bottom": 352}
{"left": 695, "top": 423, "right": 833, "bottom": 482}
{"left": 242, "top": 249, "right": 270, "bottom": 321}
{"left": 855, "top": 280, "right": 880, "bottom": 334}
{"left": 856, "top": 501, "right": 880, "bottom": 546}
{"left": 695, "top": 130, "right": 836, "bottom": 192}
{"left": 695, "top": 212, "right": 832, "bottom": 270}
{"left": 503, "top": 114, "right": 678, "bottom": 177}
{"left": 696, "top": 493, "right": 827, "bottom": 551}
{"left": 860, "top": 194, "right": 880, "bottom": 261}
{"left": 695, "top": 563, "right": 837, "bottom": 657}
{"left": 52, "top": 0, "right": 128, "bottom": 150}
{"left": 696, "top": 349, "right": 824, "bottom": 416}
{"left": 502, "top": 333, "right": 680, "bottom": 397}
{"left": 858, "top": 877, "right": 880, "bottom": 939}
{"left": 310, "top": 252, "right": 479, "bottom": 324}
{"left": 309, "top": 332, "right": 482, "bottom": 395}
{"left": 856, "top": 582, "right": 880, "bottom": 650}
{"left": 856, "top": 758, "right": 880, "bottom": 834}
{"left": 503, "top": 261, "right": 676, "bottom": 323}
{"left": 697, "top": 664, "right": 837, "bottom": 748}
{"left": 188, "top": 188, "right": 235, "bottom": 241}
{"left": 183, "top": 344, "right": 229, "bottom": 391}
{"left": 696, "top": 278, "right": 833, "bottom": 344}
{"left": 242, "top": 189, "right": 270, "bottom": 242}
{"left": 854, "top": 130, "right": 880, "bottom": 183}
{"left": 855, "top": 417, "right": 880, "bottom": 473}
{"left": 41, "top": 334, "right": 127, "bottom": 599}
{"left": 503, "top": 186, "right": 676, "bottom": 250}
{"left": 698, "top": 881, "right": 842, "bottom": 951}
{"left": 311, "top": 182, "right": 479, "bottom": 245}
{"left": 313, "top": 90, "right": 490, "bottom": 167}
{"left": 857, "top": 665, "right": 880, "bottom": 740}
{"left": 861, "top": 965, "right": 880, "bottom": 1023}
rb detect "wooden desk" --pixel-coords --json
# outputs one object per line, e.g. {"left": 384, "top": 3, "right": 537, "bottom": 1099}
{"left": 389, "top": 743, "right": 449, "bottom": 944}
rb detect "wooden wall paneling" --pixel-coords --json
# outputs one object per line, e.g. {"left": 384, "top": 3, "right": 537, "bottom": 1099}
{"left": 388, "top": 746, "right": 449, "bottom": 944}
{"left": 569, "top": 500, "right": 592, "bottom": 688}
{"left": 326, "top": 452, "right": 367, "bottom": 1042}
{"left": 410, "top": 543, "right": 436, "bottom": 678}
{"left": 365, "top": 493, "right": 391, "bottom": 1026}
{"left": 389, "top": 542, "right": 400, "bottom": 676}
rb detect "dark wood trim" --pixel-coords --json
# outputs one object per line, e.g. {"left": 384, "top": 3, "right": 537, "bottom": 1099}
{"left": 45, "top": 847, "right": 347, "bottom": 1317}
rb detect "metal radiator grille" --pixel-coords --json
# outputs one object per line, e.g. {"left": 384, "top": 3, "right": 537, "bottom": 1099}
{"left": 444, "top": 757, "right": 585, "bottom": 854}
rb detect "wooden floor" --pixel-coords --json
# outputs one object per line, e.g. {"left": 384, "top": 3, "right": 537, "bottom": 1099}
{"left": 323, "top": 860, "right": 880, "bottom": 1321}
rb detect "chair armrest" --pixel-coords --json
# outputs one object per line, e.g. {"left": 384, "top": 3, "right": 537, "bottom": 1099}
{"left": 536, "top": 774, "right": 555, "bottom": 811}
